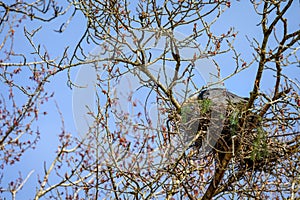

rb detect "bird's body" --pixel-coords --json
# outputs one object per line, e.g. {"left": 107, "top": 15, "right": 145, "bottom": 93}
{"left": 193, "top": 88, "right": 248, "bottom": 104}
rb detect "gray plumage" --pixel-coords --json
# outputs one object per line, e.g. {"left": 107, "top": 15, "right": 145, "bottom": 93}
{"left": 192, "top": 88, "right": 248, "bottom": 104}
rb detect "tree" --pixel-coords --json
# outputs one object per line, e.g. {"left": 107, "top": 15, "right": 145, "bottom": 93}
{"left": 0, "top": 0, "right": 299, "bottom": 199}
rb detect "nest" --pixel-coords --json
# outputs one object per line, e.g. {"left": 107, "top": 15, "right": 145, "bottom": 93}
{"left": 180, "top": 88, "right": 292, "bottom": 173}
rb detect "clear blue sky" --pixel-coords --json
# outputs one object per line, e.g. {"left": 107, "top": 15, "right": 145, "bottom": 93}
{"left": 1, "top": 1, "right": 299, "bottom": 199}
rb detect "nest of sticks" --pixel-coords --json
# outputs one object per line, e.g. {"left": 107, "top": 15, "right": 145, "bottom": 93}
{"left": 180, "top": 90, "right": 295, "bottom": 173}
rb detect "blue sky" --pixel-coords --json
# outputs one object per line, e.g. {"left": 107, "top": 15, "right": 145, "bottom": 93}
{"left": 1, "top": 1, "right": 299, "bottom": 199}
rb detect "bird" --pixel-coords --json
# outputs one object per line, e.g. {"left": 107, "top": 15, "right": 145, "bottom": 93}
{"left": 190, "top": 88, "right": 248, "bottom": 105}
